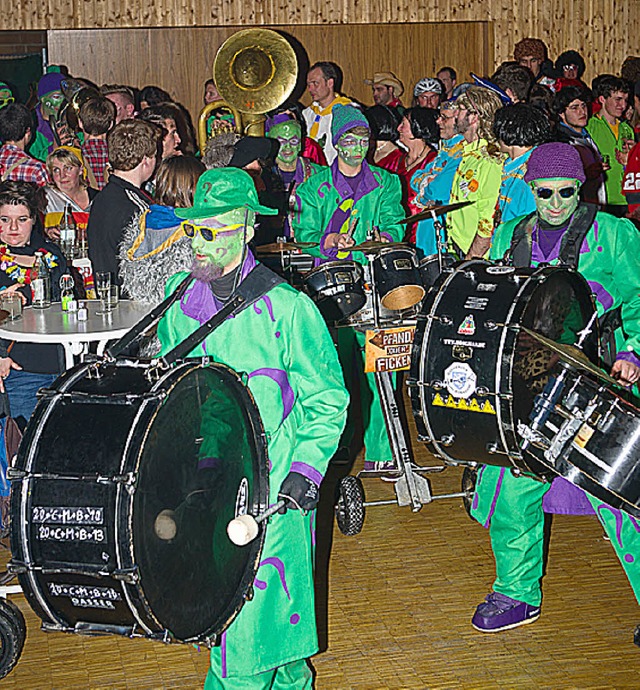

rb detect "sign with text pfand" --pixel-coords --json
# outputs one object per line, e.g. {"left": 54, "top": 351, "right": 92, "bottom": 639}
{"left": 364, "top": 326, "right": 415, "bottom": 373}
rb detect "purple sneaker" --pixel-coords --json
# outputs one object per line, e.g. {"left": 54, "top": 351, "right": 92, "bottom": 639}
{"left": 471, "top": 592, "right": 540, "bottom": 633}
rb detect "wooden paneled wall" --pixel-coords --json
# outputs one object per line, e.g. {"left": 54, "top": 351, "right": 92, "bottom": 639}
{"left": 6, "top": 0, "right": 640, "bottom": 83}
{"left": 48, "top": 23, "right": 493, "bottom": 128}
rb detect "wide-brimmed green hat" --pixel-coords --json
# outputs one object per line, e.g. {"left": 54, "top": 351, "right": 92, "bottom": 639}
{"left": 175, "top": 167, "right": 278, "bottom": 220}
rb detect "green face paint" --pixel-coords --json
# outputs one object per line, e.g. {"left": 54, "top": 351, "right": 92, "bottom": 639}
{"left": 40, "top": 90, "right": 65, "bottom": 119}
{"left": 336, "top": 132, "right": 370, "bottom": 168}
{"left": 268, "top": 121, "right": 302, "bottom": 168}
{"left": 0, "top": 89, "right": 13, "bottom": 109}
{"left": 190, "top": 208, "right": 252, "bottom": 274}
{"left": 531, "top": 178, "right": 580, "bottom": 226}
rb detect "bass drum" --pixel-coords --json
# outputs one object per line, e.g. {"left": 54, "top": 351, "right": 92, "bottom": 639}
{"left": 10, "top": 359, "right": 269, "bottom": 645}
{"left": 409, "top": 260, "right": 597, "bottom": 469}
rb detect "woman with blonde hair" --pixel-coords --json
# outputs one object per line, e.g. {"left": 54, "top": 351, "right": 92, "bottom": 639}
{"left": 44, "top": 146, "right": 98, "bottom": 242}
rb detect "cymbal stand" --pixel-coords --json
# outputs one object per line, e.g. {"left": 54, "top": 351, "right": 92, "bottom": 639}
{"left": 430, "top": 209, "right": 446, "bottom": 273}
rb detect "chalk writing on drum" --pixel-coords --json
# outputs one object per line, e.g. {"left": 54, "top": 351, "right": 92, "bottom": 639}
{"left": 37, "top": 525, "right": 106, "bottom": 543}
{"left": 48, "top": 582, "right": 121, "bottom": 610}
{"left": 32, "top": 506, "right": 104, "bottom": 525}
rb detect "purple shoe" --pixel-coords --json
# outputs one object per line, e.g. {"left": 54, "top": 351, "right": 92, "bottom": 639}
{"left": 471, "top": 592, "right": 540, "bottom": 633}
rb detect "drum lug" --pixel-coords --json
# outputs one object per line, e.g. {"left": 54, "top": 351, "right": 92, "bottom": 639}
{"left": 475, "top": 386, "right": 489, "bottom": 397}
{"left": 417, "top": 434, "right": 431, "bottom": 443}
{"left": 486, "top": 443, "right": 500, "bottom": 454}
{"left": 463, "top": 270, "right": 476, "bottom": 283}
{"left": 430, "top": 380, "right": 445, "bottom": 390}
{"left": 433, "top": 314, "right": 453, "bottom": 326}
{"left": 439, "top": 434, "right": 455, "bottom": 447}
{"left": 7, "top": 561, "right": 27, "bottom": 575}
{"left": 113, "top": 567, "right": 139, "bottom": 584}
{"left": 6, "top": 468, "right": 26, "bottom": 481}
{"left": 244, "top": 584, "right": 255, "bottom": 601}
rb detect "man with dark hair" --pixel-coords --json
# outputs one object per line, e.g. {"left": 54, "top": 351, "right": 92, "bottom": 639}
{"left": 492, "top": 63, "right": 534, "bottom": 103}
{"left": 0, "top": 103, "right": 49, "bottom": 187}
{"left": 437, "top": 67, "right": 457, "bottom": 100}
{"left": 364, "top": 71, "right": 404, "bottom": 108}
{"left": 513, "top": 38, "right": 553, "bottom": 86}
{"left": 87, "top": 119, "right": 160, "bottom": 279}
{"left": 587, "top": 75, "right": 634, "bottom": 216}
{"left": 79, "top": 97, "right": 116, "bottom": 190}
{"left": 303, "top": 61, "right": 354, "bottom": 164}
{"left": 552, "top": 85, "right": 605, "bottom": 206}
{"left": 100, "top": 84, "right": 136, "bottom": 124}
{"left": 493, "top": 102, "right": 550, "bottom": 224}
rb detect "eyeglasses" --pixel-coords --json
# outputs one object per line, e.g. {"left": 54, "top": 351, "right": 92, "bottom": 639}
{"left": 182, "top": 221, "right": 243, "bottom": 241}
{"left": 534, "top": 186, "right": 578, "bottom": 200}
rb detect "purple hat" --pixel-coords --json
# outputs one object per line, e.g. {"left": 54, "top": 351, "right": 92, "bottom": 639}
{"left": 37, "top": 71, "right": 65, "bottom": 99}
{"left": 524, "top": 142, "right": 586, "bottom": 184}
{"left": 331, "top": 104, "right": 369, "bottom": 146}
{"left": 265, "top": 112, "right": 298, "bottom": 134}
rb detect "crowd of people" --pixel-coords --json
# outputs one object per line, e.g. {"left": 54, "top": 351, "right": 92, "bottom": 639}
{"left": 0, "top": 35, "right": 639, "bottom": 687}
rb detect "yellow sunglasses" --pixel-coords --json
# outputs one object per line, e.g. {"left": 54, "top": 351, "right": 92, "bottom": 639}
{"left": 182, "top": 221, "right": 244, "bottom": 241}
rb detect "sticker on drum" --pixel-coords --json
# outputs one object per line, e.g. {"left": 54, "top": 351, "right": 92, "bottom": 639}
{"left": 235, "top": 477, "right": 249, "bottom": 517}
{"left": 444, "top": 362, "right": 477, "bottom": 399}
{"left": 486, "top": 265, "right": 515, "bottom": 275}
{"left": 392, "top": 258, "right": 413, "bottom": 271}
{"left": 457, "top": 315, "right": 476, "bottom": 335}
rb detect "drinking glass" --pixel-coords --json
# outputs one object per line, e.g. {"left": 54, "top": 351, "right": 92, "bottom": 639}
{"left": 95, "top": 272, "right": 112, "bottom": 314}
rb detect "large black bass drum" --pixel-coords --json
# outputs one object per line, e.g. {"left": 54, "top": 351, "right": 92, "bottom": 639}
{"left": 409, "top": 260, "right": 597, "bottom": 469}
{"left": 9, "top": 358, "right": 269, "bottom": 645}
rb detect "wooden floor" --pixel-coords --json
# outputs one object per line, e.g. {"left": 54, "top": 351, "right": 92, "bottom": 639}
{"left": 2, "top": 412, "right": 640, "bottom": 689}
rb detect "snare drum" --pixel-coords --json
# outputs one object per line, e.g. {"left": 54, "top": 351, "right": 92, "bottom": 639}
{"left": 10, "top": 359, "right": 269, "bottom": 645}
{"left": 409, "top": 260, "right": 597, "bottom": 469}
{"left": 519, "top": 369, "right": 640, "bottom": 518}
{"left": 371, "top": 246, "right": 424, "bottom": 311}
{"left": 304, "top": 261, "right": 366, "bottom": 322}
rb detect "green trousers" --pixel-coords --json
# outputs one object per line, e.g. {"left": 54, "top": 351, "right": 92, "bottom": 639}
{"left": 336, "top": 327, "right": 393, "bottom": 464}
{"left": 205, "top": 654, "right": 313, "bottom": 689}
{"left": 472, "top": 465, "right": 640, "bottom": 607}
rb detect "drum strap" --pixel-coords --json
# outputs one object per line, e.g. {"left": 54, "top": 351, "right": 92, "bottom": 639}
{"left": 507, "top": 203, "right": 598, "bottom": 269}
{"left": 160, "top": 264, "right": 285, "bottom": 366}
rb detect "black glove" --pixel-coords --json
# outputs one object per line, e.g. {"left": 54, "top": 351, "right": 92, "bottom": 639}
{"left": 277, "top": 471, "right": 320, "bottom": 513}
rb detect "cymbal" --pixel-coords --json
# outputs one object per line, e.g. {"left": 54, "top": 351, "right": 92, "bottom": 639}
{"left": 257, "top": 241, "right": 318, "bottom": 254}
{"left": 400, "top": 200, "right": 473, "bottom": 224}
{"left": 521, "top": 327, "right": 621, "bottom": 387}
{"left": 350, "top": 241, "right": 407, "bottom": 252}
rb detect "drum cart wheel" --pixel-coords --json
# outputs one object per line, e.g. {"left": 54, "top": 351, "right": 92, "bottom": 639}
{"left": 461, "top": 466, "right": 478, "bottom": 519}
{"left": 335, "top": 475, "right": 365, "bottom": 536}
{"left": 0, "top": 596, "right": 26, "bottom": 679}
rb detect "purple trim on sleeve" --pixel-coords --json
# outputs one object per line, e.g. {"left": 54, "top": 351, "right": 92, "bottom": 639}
{"left": 483, "top": 467, "right": 506, "bottom": 528}
{"left": 197, "top": 457, "right": 221, "bottom": 470}
{"left": 616, "top": 351, "right": 640, "bottom": 366}
{"left": 290, "top": 461, "right": 323, "bottom": 486}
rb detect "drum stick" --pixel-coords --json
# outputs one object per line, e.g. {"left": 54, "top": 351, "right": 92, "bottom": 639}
{"left": 227, "top": 500, "right": 286, "bottom": 546}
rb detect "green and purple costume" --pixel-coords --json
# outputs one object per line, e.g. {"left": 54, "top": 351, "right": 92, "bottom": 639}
{"left": 293, "top": 160, "right": 404, "bottom": 465}
{"left": 158, "top": 252, "right": 349, "bottom": 686}
{"left": 472, "top": 208, "right": 640, "bottom": 607}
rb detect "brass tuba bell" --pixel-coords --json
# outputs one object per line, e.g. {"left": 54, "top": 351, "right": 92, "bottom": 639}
{"left": 197, "top": 28, "right": 298, "bottom": 153}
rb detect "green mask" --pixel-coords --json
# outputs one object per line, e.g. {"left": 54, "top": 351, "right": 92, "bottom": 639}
{"left": 268, "top": 121, "right": 302, "bottom": 167}
{"left": 0, "top": 89, "right": 13, "bottom": 109}
{"left": 336, "top": 133, "right": 370, "bottom": 168}
{"left": 531, "top": 178, "right": 580, "bottom": 226}
{"left": 40, "top": 91, "right": 65, "bottom": 119}
{"left": 190, "top": 208, "right": 253, "bottom": 276}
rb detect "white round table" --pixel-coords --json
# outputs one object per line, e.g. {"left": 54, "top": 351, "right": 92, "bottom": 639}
{"left": 0, "top": 300, "right": 153, "bottom": 369}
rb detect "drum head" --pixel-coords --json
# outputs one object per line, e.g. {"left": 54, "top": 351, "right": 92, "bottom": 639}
{"left": 132, "top": 364, "right": 268, "bottom": 641}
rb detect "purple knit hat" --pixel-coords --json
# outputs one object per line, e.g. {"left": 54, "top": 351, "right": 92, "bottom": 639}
{"left": 524, "top": 142, "right": 586, "bottom": 183}
{"left": 37, "top": 71, "right": 65, "bottom": 99}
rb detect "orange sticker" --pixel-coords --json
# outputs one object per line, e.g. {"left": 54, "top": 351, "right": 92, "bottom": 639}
{"left": 468, "top": 179, "right": 479, "bottom": 193}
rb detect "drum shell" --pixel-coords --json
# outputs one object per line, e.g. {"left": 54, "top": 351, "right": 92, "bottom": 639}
{"left": 523, "top": 371, "right": 640, "bottom": 518}
{"left": 418, "top": 253, "right": 458, "bottom": 290}
{"left": 371, "top": 247, "right": 425, "bottom": 311}
{"left": 10, "top": 360, "right": 269, "bottom": 644}
{"left": 409, "top": 261, "right": 597, "bottom": 469}
{"left": 304, "top": 260, "right": 366, "bottom": 322}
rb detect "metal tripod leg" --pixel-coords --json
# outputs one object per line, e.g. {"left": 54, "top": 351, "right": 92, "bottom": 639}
{"left": 375, "top": 371, "right": 432, "bottom": 511}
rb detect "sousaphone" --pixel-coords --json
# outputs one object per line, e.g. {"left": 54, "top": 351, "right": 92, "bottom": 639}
{"left": 198, "top": 28, "right": 298, "bottom": 152}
